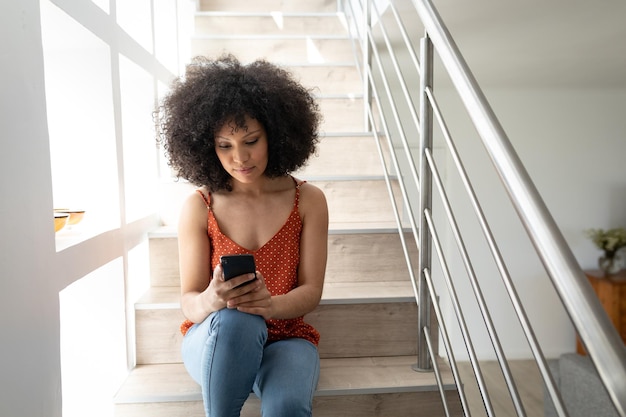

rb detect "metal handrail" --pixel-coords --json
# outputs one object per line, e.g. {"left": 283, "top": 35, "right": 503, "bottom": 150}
{"left": 413, "top": 1, "right": 626, "bottom": 414}
{"left": 341, "top": 0, "right": 626, "bottom": 415}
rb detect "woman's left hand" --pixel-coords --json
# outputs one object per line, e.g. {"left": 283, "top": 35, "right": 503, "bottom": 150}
{"left": 226, "top": 271, "right": 273, "bottom": 319}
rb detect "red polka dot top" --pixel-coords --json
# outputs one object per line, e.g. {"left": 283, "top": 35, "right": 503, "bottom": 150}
{"left": 180, "top": 177, "right": 320, "bottom": 346}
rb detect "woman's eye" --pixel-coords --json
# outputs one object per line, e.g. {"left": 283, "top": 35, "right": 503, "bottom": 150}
{"left": 246, "top": 138, "right": 259, "bottom": 145}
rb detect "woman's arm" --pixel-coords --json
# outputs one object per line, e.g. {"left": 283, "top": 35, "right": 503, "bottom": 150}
{"left": 178, "top": 191, "right": 216, "bottom": 323}
{"left": 234, "top": 183, "right": 329, "bottom": 319}
{"left": 178, "top": 191, "right": 260, "bottom": 323}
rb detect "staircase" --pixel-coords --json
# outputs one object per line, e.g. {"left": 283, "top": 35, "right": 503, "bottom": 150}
{"left": 113, "top": 0, "right": 461, "bottom": 415}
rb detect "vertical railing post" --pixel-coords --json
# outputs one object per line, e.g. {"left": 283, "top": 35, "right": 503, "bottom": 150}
{"left": 415, "top": 33, "right": 434, "bottom": 371}
{"left": 363, "top": 0, "right": 372, "bottom": 131}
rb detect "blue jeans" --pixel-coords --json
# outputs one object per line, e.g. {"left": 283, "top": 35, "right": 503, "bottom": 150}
{"left": 181, "top": 308, "right": 320, "bottom": 417}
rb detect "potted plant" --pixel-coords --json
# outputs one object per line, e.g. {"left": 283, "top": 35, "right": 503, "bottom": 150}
{"left": 585, "top": 227, "right": 626, "bottom": 275}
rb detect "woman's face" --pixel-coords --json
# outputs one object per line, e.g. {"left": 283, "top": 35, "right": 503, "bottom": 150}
{"left": 214, "top": 116, "right": 269, "bottom": 185}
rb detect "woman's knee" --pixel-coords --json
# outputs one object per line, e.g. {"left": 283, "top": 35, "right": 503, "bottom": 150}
{"left": 213, "top": 309, "right": 267, "bottom": 344}
{"left": 261, "top": 393, "right": 313, "bottom": 417}
{"left": 181, "top": 310, "right": 267, "bottom": 367}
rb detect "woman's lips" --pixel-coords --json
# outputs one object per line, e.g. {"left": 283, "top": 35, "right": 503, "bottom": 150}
{"left": 235, "top": 166, "right": 254, "bottom": 174}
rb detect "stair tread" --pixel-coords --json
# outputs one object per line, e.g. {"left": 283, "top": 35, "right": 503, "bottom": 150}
{"left": 196, "top": 12, "right": 343, "bottom": 17}
{"left": 191, "top": 37, "right": 354, "bottom": 64}
{"left": 136, "top": 281, "right": 415, "bottom": 309}
{"left": 114, "top": 356, "right": 455, "bottom": 404}
{"left": 198, "top": 0, "right": 338, "bottom": 13}
{"left": 149, "top": 220, "right": 410, "bottom": 238}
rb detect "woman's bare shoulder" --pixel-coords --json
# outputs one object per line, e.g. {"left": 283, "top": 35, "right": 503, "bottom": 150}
{"left": 178, "top": 188, "right": 210, "bottom": 231}
{"left": 297, "top": 181, "right": 328, "bottom": 219}
{"left": 298, "top": 181, "right": 324, "bottom": 198}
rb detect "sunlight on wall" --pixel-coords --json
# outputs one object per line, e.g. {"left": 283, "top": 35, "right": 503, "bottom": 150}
{"left": 119, "top": 55, "right": 158, "bottom": 224}
{"left": 117, "top": 0, "right": 153, "bottom": 53}
{"left": 156, "top": 80, "right": 176, "bottom": 179}
{"left": 41, "top": 0, "right": 121, "bottom": 241}
{"left": 154, "top": 0, "right": 181, "bottom": 74}
{"left": 59, "top": 259, "right": 127, "bottom": 417}
{"left": 270, "top": 12, "right": 284, "bottom": 30}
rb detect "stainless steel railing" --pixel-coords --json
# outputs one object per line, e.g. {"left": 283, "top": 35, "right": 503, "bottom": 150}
{"left": 341, "top": 0, "right": 626, "bottom": 415}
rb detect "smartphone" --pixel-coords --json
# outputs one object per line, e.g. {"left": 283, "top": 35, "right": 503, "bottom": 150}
{"left": 220, "top": 254, "right": 257, "bottom": 287}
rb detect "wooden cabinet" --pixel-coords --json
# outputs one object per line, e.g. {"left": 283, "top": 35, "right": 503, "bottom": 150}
{"left": 576, "top": 269, "right": 626, "bottom": 355}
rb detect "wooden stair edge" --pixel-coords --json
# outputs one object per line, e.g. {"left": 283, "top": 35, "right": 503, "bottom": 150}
{"left": 114, "top": 356, "right": 455, "bottom": 405}
{"left": 135, "top": 281, "right": 417, "bottom": 310}
{"left": 196, "top": 0, "right": 340, "bottom": 14}
{"left": 149, "top": 222, "right": 413, "bottom": 239}
{"left": 195, "top": 11, "right": 345, "bottom": 17}
{"left": 192, "top": 33, "right": 351, "bottom": 40}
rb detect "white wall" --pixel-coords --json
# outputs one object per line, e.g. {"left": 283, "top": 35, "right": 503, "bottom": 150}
{"left": 434, "top": 88, "right": 626, "bottom": 360}
{"left": 0, "top": 3, "right": 62, "bottom": 415}
{"left": 0, "top": 1, "right": 190, "bottom": 416}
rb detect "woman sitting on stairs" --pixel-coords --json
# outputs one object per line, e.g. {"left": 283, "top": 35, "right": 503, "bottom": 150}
{"left": 157, "top": 54, "right": 329, "bottom": 417}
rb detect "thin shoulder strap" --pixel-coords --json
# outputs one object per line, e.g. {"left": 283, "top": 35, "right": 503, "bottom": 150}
{"left": 292, "top": 176, "right": 306, "bottom": 207}
{"left": 291, "top": 175, "right": 306, "bottom": 188}
{"left": 196, "top": 189, "right": 210, "bottom": 209}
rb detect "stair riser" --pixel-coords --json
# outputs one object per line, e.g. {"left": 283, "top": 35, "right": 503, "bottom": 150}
{"left": 199, "top": 0, "right": 338, "bottom": 13}
{"left": 313, "top": 391, "right": 462, "bottom": 417}
{"left": 289, "top": 65, "right": 362, "bottom": 95}
{"left": 312, "top": 179, "right": 401, "bottom": 224}
{"left": 309, "top": 302, "right": 418, "bottom": 358}
{"left": 325, "top": 233, "right": 418, "bottom": 282}
{"left": 149, "top": 237, "right": 179, "bottom": 287}
{"left": 134, "top": 303, "right": 418, "bottom": 364}
{"left": 195, "top": 15, "right": 348, "bottom": 36}
{"left": 135, "top": 302, "right": 417, "bottom": 364}
{"left": 150, "top": 232, "right": 415, "bottom": 287}
{"left": 191, "top": 38, "right": 353, "bottom": 64}
{"left": 317, "top": 97, "right": 365, "bottom": 132}
{"left": 296, "top": 136, "right": 385, "bottom": 177}
{"left": 135, "top": 309, "right": 184, "bottom": 364}
{"left": 116, "top": 391, "right": 461, "bottom": 417}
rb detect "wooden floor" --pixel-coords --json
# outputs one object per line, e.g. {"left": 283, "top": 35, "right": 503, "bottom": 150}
{"left": 457, "top": 360, "right": 545, "bottom": 417}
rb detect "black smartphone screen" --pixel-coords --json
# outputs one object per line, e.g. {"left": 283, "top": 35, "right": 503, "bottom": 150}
{"left": 220, "top": 254, "right": 256, "bottom": 281}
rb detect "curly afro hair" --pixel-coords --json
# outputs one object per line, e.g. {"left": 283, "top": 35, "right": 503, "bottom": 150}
{"left": 156, "top": 54, "right": 322, "bottom": 191}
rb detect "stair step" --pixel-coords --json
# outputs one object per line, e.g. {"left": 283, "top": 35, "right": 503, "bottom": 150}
{"left": 198, "top": 0, "right": 339, "bottom": 13}
{"left": 135, "top": 281, "right": 417, "bottom": 364}
{"left": 191, "top": 37, "right": 354, "bottom": 65}
{"left": 114, "top": 357, "right": 461, "bottom": 417}
{"left": 325, "top": 231, "right": 418, "bottom": 283}
{"left": 148, "top": 228, "right": 417, "bottom": 287}
{"left": 311, "top": 179, "right": 403, "bottom": 225}
{"left": 317, "top": 96, "right": 366, "bottom": 132}
{"left": 296, "top": 135, "right": 386, "bottom": 177}
{"left": 195, "top": 13, "right": 348, "bottom": 36}
{"left": 288, "top": 64, "right": 362, "bottom": 95}
{"left": 137, "top": 281, "right": 415, "bottom": 308}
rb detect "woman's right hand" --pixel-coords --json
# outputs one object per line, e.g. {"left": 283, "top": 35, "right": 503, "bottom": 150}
{"left": 201, "top": 264, "right": 259, "bottom": 312}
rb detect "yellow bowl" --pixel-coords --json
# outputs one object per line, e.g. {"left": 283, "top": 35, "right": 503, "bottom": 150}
{"left": 54, "top": 213, "right": 69, "bottom": 232}
{"left": 54, "top": 209, "right": 85, "bottom": 226}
